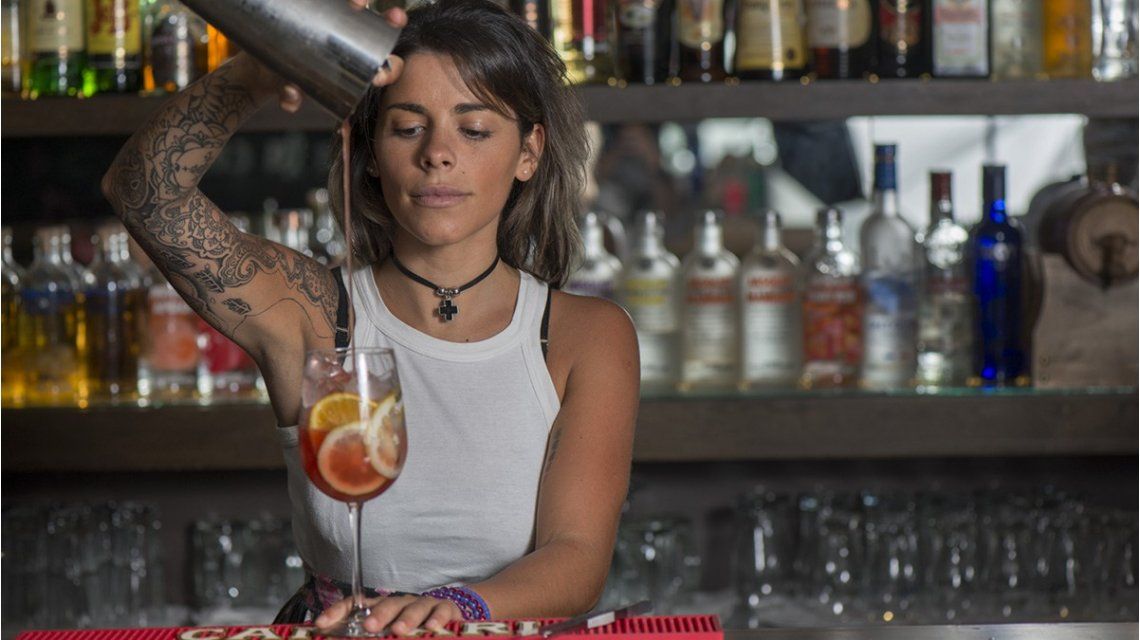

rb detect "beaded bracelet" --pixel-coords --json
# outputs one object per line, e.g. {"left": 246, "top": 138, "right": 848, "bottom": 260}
{"left": 422, "top": 585, "right": 491, "bottom": 621}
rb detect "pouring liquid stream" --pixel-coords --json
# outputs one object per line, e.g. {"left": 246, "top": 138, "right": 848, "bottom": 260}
{"left": 340, "top": 120, "right": 355, "bottom": 353}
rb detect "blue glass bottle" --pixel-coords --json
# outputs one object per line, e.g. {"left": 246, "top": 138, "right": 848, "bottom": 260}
{"left": 971, "top": 165, "right": 1027, "bottom": 386}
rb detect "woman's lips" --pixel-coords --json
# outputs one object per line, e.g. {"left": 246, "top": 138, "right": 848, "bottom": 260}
{"left": 411, "top": 187, "right": 471, "bottom": 208}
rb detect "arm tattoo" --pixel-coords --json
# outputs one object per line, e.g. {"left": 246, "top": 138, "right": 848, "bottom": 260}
{"left": 543, "top": 427, "right": 563, "bottom": 476}
{"left": 105, "top": 61, "right": 338, "bottom": 339}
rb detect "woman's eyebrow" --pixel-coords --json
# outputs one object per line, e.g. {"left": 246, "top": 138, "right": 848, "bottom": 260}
{"left": 384, "top": 102, "right": 492, "bottom": 115}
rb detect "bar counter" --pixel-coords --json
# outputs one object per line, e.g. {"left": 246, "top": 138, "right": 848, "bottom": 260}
{"left": 727, "top": 623, "right": 1138, "bottom": 639}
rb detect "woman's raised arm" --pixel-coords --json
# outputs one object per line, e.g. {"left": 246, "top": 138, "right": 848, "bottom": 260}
{"left": 100, "top": 53, "right": 340, "bottom": 419}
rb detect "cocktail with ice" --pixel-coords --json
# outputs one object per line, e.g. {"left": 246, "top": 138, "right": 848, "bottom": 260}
{"left": 299, "top": 347, "right": 406, "bottom": 636}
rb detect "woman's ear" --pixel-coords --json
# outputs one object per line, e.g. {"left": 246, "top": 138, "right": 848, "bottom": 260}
{"left": 515, "top": 123, "right": 546, "bottom": 182}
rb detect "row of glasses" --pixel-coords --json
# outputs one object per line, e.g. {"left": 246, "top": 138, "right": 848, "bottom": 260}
{"left": 2, "top": 501, "right": 165, "bottom": 634}
{"left": 732, "top": 487, "right": 1139, "bottom": 627}
{"left": 189, "top": 514, "right": 305, "bottom": 623}
{"left": 599, "top": 515, "right": 703, "bottom": 614}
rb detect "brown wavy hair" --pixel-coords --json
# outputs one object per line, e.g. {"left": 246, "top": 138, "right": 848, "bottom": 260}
{"left": 328, "top": 0, "right": 587, "bottom": 287}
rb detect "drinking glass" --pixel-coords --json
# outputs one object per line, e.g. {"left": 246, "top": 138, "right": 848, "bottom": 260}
{"left": 300, "top": 347, "right": 406, "bottom": 636}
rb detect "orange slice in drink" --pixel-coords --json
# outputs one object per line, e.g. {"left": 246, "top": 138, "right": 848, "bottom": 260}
{"left": 316, "top": 422, "right": 386, "bottom": 497}
{"left": 366, "top": 393, "right": 403, "bottom": 479}
{"left": 309, "top": 392, "right": 379, "bottom": 432}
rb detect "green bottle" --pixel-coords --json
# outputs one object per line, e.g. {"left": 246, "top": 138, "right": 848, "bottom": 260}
{"left": 27, "top": 0, "right": 87, "bottom": 97}
{"left": 82, "top": 0, "right": 141, "bottom": 94}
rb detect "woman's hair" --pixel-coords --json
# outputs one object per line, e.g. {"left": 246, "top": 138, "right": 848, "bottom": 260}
{"left": 329, "top": 0, "right": 588, "bottom": 287}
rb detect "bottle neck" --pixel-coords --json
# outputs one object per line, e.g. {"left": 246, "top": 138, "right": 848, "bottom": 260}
{"left": 697, "top": 222, "right": 723, "bottom": 256}
{"left": 822, "top": 219, "right": 845, "bottom": 254}
{"left": 873, "top": 187, "right": 900, "bottom": 217}
{"left": 985, "top": 197, "right": 1008, "bottom": 224}
{"left": 636, "top": 224, "right": 664, "bottom": 258}
{"left": 931, "top": 195, "right": 954, "bottom": 224}
{"left": 582, "top": 223, "right": 606, "bottom": 259}
{"left": 762, "top": 222, "right": 782, "bottom": 252}
{"left": 2, "top": 241, "right": 14, "bottom": 265}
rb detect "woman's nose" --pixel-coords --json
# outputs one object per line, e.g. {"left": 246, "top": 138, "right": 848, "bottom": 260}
{"left": 420, "top": 130, "right": 456, "bottom": 170}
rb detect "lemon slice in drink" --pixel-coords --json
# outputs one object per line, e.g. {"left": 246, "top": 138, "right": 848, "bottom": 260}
{"left": 317, "top": 421, "right": 386, "bottom": 497}
{"left": 366, "top": 392, "right": 403, "bottom": 479}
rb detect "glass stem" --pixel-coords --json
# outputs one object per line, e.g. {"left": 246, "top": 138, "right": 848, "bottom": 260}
{"left": 348, "top": 500, "right": 367, "bottom": 614}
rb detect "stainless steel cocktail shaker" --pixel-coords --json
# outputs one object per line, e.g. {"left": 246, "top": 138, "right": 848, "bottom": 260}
{"left": 180, "top": 0, "right": 401, "bottom": 119}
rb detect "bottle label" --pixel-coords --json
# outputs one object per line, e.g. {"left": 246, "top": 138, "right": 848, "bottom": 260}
{"left": 861, "top": 275, "right": 917, "bottom": 386}
{"left": 741, "top": 272, "right": 800, "bottom": 381}
{"left": 623, "top": 277, "right": 678, "bottom": 332}
{"left": 678, "top": 0, "right": 726, "bottom": 47}
{"left": 565, "top": 277, "right": 617, "bottom": 299}
{"left": 878, "top": 0, "right": 923, "bottom": 48}
{"left": 917, "top": 281, "right": 972, "bottom": 385}
{"left": 806, "top": 0, "right": 872, "bottom": 48}
{"left": 619, "top": 0, "right": 660, "bottom": 29}
{"left": 148, "top": 285, "right": 199, "bottom": 373}
{"left": 683, "top": 275, "right": 736, "bottom": 381}
{"left": 802, "top": 277, "right": 861, "bottom": 364}
{"left": 933, "top": 0, "right": 988, "bottom": 74}
{"left": 29, "top": 0, "right": 84, "bottom": 53}
{"left": 86, "top": 0, "right": 141, "bottom": 56}
{"left": 736, "top": 0, "right": 807, "bottom": 70}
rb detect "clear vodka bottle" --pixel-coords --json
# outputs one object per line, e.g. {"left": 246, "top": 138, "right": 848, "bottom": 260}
{"left": 801, "top": 208, "right": 862, "bottom": 389}
{"left": 565, "top": 211, "right": 623, "bottom": 300}
{"left": 21, "top": 228, "right": 84, "bottom": 404}
{"left": 740, "top": 210, "right": 802, "bottom": 388}
{"left": 918, "top": 171, "right": 973, "bottom": 387}
{"left": 859, "top": 144, "right": 920, "bottom": 390}
{"left": 619, "top": 211, "right": 682, "bottom": 391}
{"left": 680, "top": 210, "right": 740, "bottom": 389}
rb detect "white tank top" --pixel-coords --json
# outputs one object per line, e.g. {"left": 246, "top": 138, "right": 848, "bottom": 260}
{"left": 277, "top": 266, "right": 560, "bottom": 592}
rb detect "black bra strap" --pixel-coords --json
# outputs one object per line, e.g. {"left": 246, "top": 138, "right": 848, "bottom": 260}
{"left": 540, "top": 286, "right": 552, "bottom": 361}
{"left": 332, "top": 267, "right": 350, "bottom": 350}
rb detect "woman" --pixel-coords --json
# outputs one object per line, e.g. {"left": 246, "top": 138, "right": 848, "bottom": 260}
{"left": 101, "top": 0, "right": 639, "bottom": 634}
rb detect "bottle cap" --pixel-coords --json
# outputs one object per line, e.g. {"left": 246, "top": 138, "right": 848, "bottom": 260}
{"left": 874, "top": 144, "right": 898, "bottom": 191}
{"left": 930, "top": 171, "right": 952, "bottom": 201}
{"left": 983, "top": 165, "right": 1006, "bottom": 204}
{"left": 762, "top": 209, "right": 782, "bottom": 230}
{"left": 817, "top": 207, "right": 843, "bottom": 227}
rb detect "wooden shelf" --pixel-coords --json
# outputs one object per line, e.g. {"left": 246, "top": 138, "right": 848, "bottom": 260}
{"left": 2, "top": 388, "right": 1135, "bottom": 472}
{"left": 2, "top": 79, "right": 1136, "bottom": 137}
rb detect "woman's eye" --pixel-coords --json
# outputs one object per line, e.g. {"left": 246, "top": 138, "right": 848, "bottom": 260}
{"left": 462, "top": 128, "right": 492, "bottom": 140}
{"left": 394, "top": 126, "right": 424, "bottom": 137}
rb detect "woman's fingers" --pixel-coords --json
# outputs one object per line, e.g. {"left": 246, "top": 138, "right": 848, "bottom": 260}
{"left": 384, "top": 6, "right": 409, "bottom": 28}
{"left": 361, "top": 595, "right": 415, "bottom": 633}
{"left": 387, "top": 597, "right": 441, "bottom": 635}
{"left": 423, "top": 601, "right": 464, "bottom": 631}
{"left": 373, "top": 54, "right": 405, "bottom": 87}
{"left": 314, "top": 597, "right": 354, "bottom": 630}
{"left": 278, "top": 83, "right": 303, "bottom": 113}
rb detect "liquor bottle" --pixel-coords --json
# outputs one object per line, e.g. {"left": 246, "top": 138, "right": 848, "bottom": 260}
{"left": 680, "top": 210, "right": 740, "bottom": 389}
{"left": 85, "top": 224, "right": 145, "bottom": 402}
{"left": 1092, "top": 0, "right": 1139, "bottom": 79}
{"left": 806, "top": 0, "right": 875, "bottom": 78}
{"left": 800, "top": 207, "right": 861, "bottom": 388}
{"left": 566, "top": 211, "right": 623, "bottom": 299}
{"left": 2, "top": 0, "right": 22, "bottom": 95}
{"left": 275, "top": 208, "right": 315, "bottom": 257}
{"left": 740, "top": 210, "right": 801, "bottom": 388}
{"left": 1043, "top": 0, "right": 1093, "bottom": 77}
{"left": 875, "top": 0, "right": 930, "bottom": 77}
{"left": 859, "top": 144, "right": 919, "bottom": 390}
{"left": 931, "top": 0, "right": 990, "bottom": 76}
{"left": 551, "top": 0, "right": 616, "bottom": 84}
{"left": 308, "top": 189, "right": 347, "bottom": 266}
{"left": 734, "top": 0, "right": 809, "bottom": 80}
{"left": 917, "top": 171, "right": 972, "bottom": 387}
{"left": 2, "top": 227, "right": 25, "bottom": 406}
{"left": 619, "top": 210, "right": 681, "bottom": 391}
{"left": 20, "top": 228, "right": 83, "bottom": 405}
{"left": 971, "top": 164, "right": 1027, "bottom": 386}
{"left": 143, "top": 0, "right": 207, "bottom": 93}
{"left": 53, "top": 226, "right": 94, "bottom": 404}
{"left": 205, "top": 22, "right": 233, "bottom": 71}
{"left": 83, "top": 0, "right": 142, "bottom": 95}
{"left": 27, "top": 0, "right": 86, "bottom": 97}
{"left": 614, "top": 0, "right": 675, "bottom": 84}
{"left": 990, "top": 0, "right": 1043, "bottom": 78}
{"left": 510, "top": 0, "right": 552, "bottom": 39}
{"left": 145, "top": 267, "right": 200, "bottom": 399}
{"left": 195, "top": 214, "right": 260, "bottom": 400}
{"left": 676, "top": 0, "right": 729, "bottom": 81}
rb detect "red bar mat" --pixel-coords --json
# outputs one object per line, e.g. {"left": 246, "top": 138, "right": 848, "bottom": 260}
{"left": 15, "top": 614, "right": 723, "bottom": 640}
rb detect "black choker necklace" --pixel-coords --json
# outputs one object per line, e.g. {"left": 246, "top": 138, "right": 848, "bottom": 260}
{"left": 389, "top": 253, "right": 500, "bottom": 322}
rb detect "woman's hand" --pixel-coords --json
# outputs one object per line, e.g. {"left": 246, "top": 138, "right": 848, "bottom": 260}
{"left": 260, "top": 2, "right": 409, "bottom": 113}
{"left": 315, "top": 593, "right": 464, "bottom": 636}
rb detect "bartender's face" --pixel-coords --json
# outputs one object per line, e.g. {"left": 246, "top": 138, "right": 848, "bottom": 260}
{"left": 373, "top": 52, "right": 543, "bottom": 250}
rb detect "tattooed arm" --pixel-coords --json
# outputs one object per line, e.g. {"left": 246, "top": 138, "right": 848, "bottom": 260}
{"left": 101, "top": 53, "right": 337, "bottom": 423}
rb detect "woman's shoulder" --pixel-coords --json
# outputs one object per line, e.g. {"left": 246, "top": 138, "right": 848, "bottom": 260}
{"left": 548, "top": 289, "right": 637, "bottom": 358}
